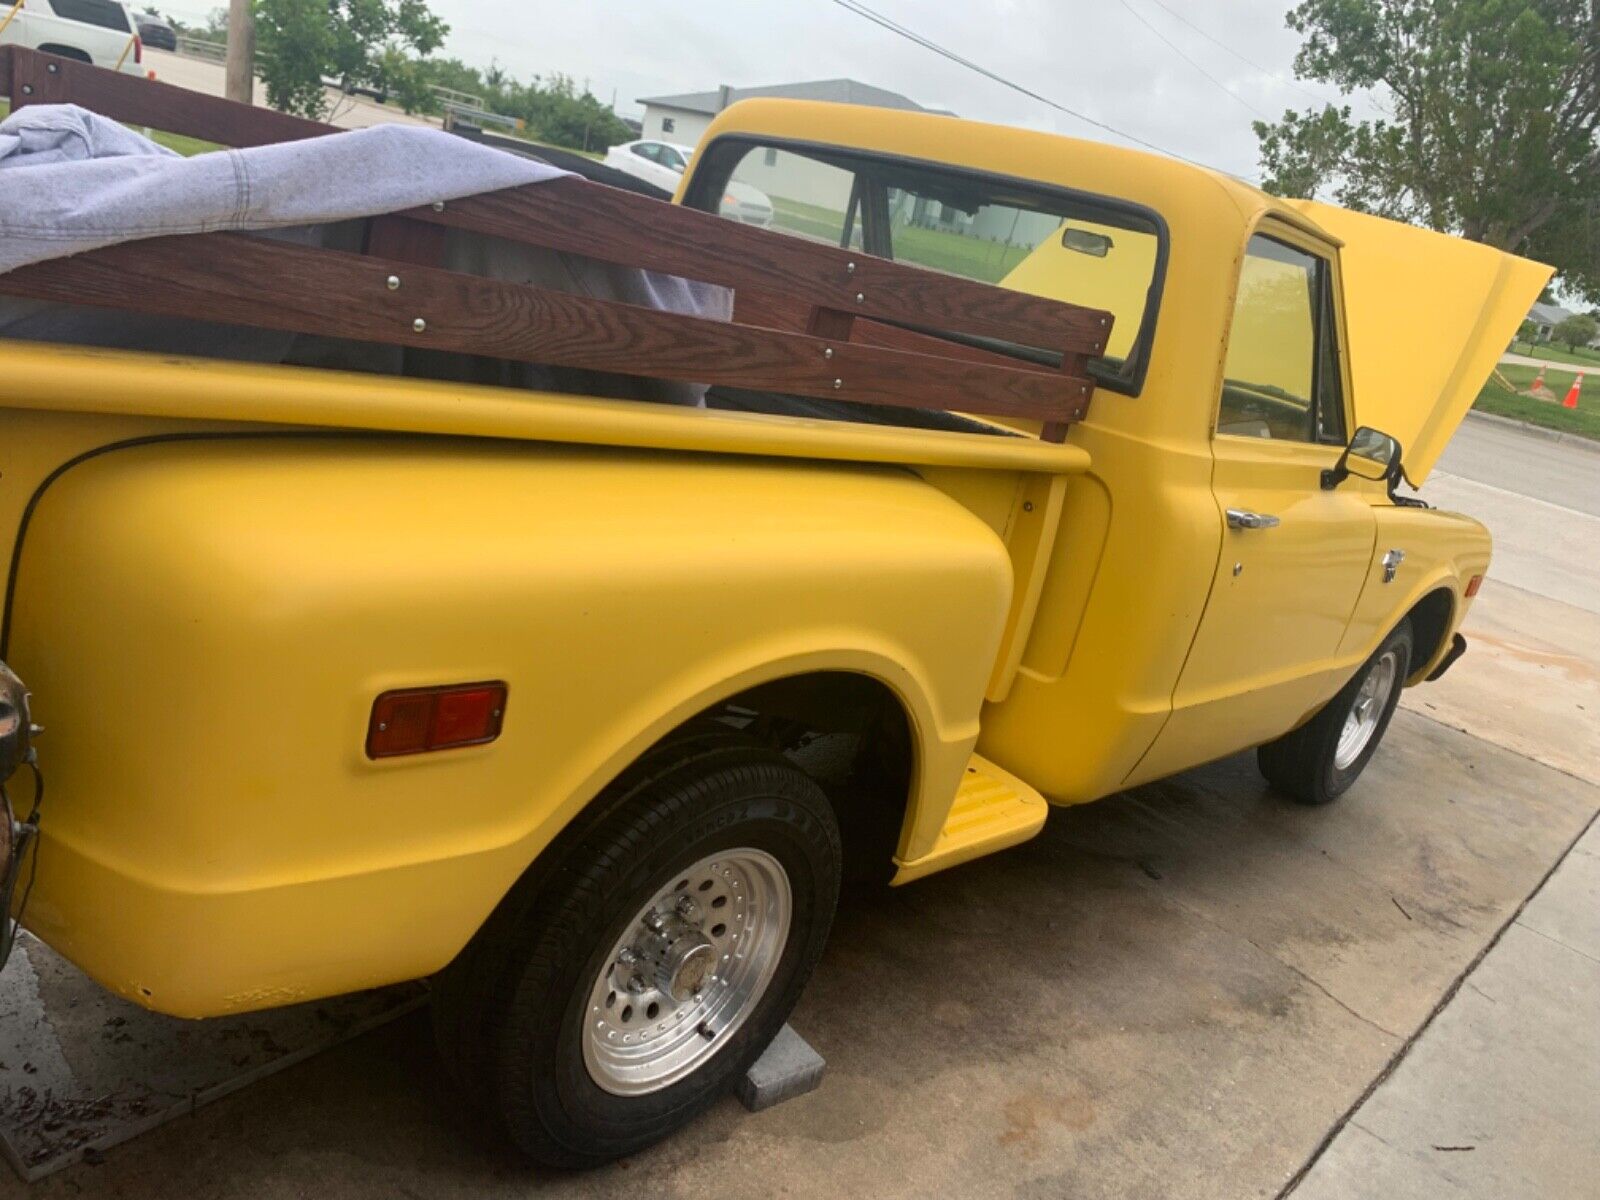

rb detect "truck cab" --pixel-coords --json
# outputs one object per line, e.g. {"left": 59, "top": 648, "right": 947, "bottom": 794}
{"left": 678, "top": 100, "right": 1528, "bottom": 810}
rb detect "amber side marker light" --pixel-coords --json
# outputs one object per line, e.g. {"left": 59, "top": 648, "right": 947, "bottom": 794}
{"left": 367, "top": 682, "right": 507, "bottom": 758}
{"left": 1465, "top": 574, "right": 1485, "bottom": 598}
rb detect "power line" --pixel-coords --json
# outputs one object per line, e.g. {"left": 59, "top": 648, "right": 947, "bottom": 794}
{"left": 825, "top": 0, "right": 1256, "bottom": 179}
{"left": 1139, "top": 0, "right": 1334, "bottom": 107}
{"left": 1117, "top": 0, "right": 1268, "bottom": 119}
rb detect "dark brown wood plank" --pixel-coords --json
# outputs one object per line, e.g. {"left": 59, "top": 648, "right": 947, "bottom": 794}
{"left": 1, "top": 46, "right": 331, "bottom": 147}
{"left": 0, "top": 234, "right": 1092, "bottom": 424}
{"left": 364, "top": 216, "right": 448, "bottom": 267}
{"left": 806, "top": 306, "right": 856, "bottom": 340}
{"left": 1040, "top": 350, "right": 1097, "bottom": 443}
{"left": 400, "top": 180, "right": 1115, "bottom": 357}
{"left": 735, "top": 286, "right": 1060, "bottom": 373}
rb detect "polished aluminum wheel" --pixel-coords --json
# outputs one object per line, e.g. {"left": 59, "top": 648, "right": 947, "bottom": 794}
{"left": 582, "top": 848, "right": 791, "bottom": 1096}
{"left": 1335, "top": 650, "right": 1399, "bottom": 770}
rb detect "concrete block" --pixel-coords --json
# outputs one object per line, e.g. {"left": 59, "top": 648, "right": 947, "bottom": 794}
{"left": 737, "top": 1023, "right": 824, "bottom": 1113}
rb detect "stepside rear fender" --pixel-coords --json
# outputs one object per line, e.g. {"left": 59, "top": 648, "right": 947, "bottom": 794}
{"left": 9, "top": 435, "right": 1013, "bottom": 1016}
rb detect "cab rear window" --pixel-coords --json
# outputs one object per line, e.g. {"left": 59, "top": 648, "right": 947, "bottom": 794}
{"left": 685, "top": 137, "right": 1167, "bottom": 396}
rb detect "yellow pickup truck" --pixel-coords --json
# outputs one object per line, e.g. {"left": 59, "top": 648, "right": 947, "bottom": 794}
{"left": 0, "top": 49, "right": 1547, "bottom": 1166}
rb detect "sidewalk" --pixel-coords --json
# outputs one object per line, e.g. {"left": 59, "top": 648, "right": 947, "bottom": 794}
{"left": 1291, "top": 816, "right": 1600, "bottom": 1198}
{"left": 1293, "top": 433, "right": 1600, "bottom": 1197}
{"left": 1499, "top": 350, "right": 1600, "bottom": 375}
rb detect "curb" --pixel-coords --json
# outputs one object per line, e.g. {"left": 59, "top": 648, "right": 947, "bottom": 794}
{"left": 1465, "top": 408, "right": 1600, "bottom": 455}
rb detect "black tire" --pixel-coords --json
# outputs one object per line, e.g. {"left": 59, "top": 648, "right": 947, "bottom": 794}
{"left": 432, "top": 728, "right": 841, "bottom": 1167}
{"left": 1258, "top": 621, "right": 1413, "bottom": 806}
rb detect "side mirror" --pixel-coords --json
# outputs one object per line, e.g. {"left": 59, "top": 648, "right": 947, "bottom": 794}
{"left": 1322, "top": 426, "right": 1402, "bottom": 490}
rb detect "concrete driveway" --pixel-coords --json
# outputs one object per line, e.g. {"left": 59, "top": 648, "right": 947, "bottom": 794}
{"left": 2, "top": 419, "right": 1594, "bottom": 1199}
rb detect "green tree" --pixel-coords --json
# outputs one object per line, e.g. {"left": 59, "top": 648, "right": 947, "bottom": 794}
{"left": 1254, "top": 1, "right": 1600, "bottom": 300}
{"left": 1516, "top": 317, "right": 1541, "bottom": 348}
{"left": 508, "top": 73, "right": 632, "bottom": 151}
{"left": 254, "top": 0, "right": 448, "bottom": 120}
{"left": 405, "top": 57, "right": 632, "bottom": 151}
{"left": 1553, "top": 312, "right": 1598, "bottom": 349}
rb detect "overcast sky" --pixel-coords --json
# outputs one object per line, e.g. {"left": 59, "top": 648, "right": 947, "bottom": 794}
{"left": 412, "top": 0, "right": 1371, "bottom": 182}
{"left": 144, "top": 0, "right": 1375, "bottom": 180}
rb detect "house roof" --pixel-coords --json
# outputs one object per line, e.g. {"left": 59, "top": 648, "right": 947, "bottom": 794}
{"left": 637, "top": 78, "right": 951, "bottom": 117}
{"left": 1529, "top": 300, "right": 1572, "bottom": 325}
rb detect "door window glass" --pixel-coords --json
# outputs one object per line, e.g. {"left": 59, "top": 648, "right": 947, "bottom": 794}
{"left": 1218, "top": 234, "right": 1344, "bottom": 443}
{"left": 631, "top": 143, "right": 661, "bottom": 163}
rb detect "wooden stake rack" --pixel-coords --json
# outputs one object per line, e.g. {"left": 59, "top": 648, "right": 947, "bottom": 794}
{"left": 0, "top": 47, "right": 1112, "bottom": 440}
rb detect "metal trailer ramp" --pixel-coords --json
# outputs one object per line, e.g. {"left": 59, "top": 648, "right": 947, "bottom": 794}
{"left": 0, "top": 933, "right": 423, "bottom": 1182}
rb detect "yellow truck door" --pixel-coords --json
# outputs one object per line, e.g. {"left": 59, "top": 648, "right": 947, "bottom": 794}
{"left": 1132, "top": 227, "right": 1375, "bottom": 782}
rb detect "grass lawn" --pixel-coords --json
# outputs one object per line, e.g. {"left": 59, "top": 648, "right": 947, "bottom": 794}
{"left": 1476, "top": 363, "right": 1600, "bottom": 440}
{"left": 767, "top": 196, "right": 1030, "bottom": 283}
{"left": 0, "top": 98, "right": 218, "bottom": 155}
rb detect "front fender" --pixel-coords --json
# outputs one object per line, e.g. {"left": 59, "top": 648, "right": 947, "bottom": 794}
{"left": 1336, "top": 505, "right": 1490, "bottom": 680}
{"left": 9, "top": 436, "right": 1013, "bottom": 1015}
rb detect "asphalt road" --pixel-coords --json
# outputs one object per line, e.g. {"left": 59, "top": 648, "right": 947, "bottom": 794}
{"left": 141, "top": 48, "right": 435, "bottom": 132}
{"left": 1426, "top": 415, "right": 1600, "bottom": 516}
{"left": 1408, "top": 418, "right": 1600, "bottom": 616}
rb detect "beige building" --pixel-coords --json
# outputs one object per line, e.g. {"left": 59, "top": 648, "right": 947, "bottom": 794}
{"left": 636, "top": 78, "right": 948, "bottom": 148}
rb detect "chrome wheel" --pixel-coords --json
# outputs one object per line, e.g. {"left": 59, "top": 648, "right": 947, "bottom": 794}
{"left": 582, "top": 848, "right": 791, "bottom": 1096}
{"left": 1335, "top": 650, "right": 1399, "bottom": 770}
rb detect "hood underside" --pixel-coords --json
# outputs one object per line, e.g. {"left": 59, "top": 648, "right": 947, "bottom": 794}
{"left": 1287, "top": 200, "right": 1553, "bottom": 484}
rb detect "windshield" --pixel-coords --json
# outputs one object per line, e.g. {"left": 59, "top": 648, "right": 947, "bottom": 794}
{"left": 683, "top": 137, "right": 1166, "bottom": 394}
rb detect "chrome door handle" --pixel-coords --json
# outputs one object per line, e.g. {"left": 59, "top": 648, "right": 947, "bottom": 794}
{"left": 1226, "top": 508, "right": 1280, "bottom": 530}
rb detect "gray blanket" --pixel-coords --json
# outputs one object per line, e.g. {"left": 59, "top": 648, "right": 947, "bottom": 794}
{"left": 0, "top": 105, "right": 729, "bottom": 404}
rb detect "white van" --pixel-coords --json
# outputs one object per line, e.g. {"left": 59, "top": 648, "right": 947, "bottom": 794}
{"left": 0, "top": 0, "right": 144, "bottom": 76}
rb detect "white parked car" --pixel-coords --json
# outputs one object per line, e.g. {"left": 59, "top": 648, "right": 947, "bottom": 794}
{"left": 603, "top": 139, "right": 774, "bottom": 226}
{"left": 0, "top": 0, "right": 145, "bottom": 75}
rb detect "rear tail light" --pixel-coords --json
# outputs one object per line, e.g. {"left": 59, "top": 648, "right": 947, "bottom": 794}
{"left": 1465, "top": 574, "right": 1484, "bottom": 598}
{"left": 366, "top": 682, "right": 506, "bottom": 758}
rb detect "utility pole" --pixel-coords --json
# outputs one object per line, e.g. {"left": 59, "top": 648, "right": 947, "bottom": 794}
{"left": 225, "top": 0, "right": 255, "bottom": 105}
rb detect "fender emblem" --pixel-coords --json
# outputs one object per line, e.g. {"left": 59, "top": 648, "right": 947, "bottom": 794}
{"left": 1381, "top": 548, "right": 1406, "bottom": 583}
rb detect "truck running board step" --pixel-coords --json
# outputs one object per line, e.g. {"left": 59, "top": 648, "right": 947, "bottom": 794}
{"left": 897, "top": 752, "right": 1049, "bottom": 884}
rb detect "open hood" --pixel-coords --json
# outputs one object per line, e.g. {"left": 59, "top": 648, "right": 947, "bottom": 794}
{"left": 1286, "top": 200, "right": 1553, "bottom": 484}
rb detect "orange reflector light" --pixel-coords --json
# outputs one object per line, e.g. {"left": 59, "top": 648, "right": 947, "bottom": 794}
{"left": 1465, "top": 574, "right": 1484, "bottom": 598}
{"left": 367, "top": 682, "right": 506, "bottom": 758}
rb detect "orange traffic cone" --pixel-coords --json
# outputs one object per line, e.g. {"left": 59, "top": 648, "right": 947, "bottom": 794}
{"left": 1533, "top": 365, "right": 1547, "bottom": 391}
{"left": 1563, "top": 373, "right": 1583, "bottom": 409}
